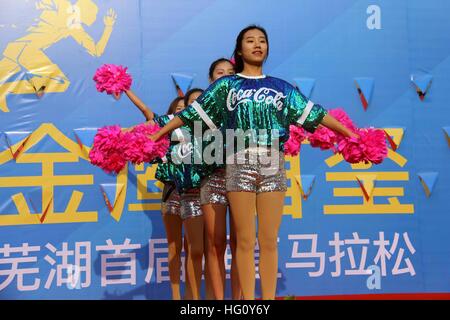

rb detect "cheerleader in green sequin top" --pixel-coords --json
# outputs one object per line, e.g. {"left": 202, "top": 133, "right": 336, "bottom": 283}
{"left": 150, "top": 26, "right": 358, "bottom": 300}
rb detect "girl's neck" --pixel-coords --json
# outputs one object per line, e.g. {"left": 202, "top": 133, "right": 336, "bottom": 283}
{"left": 240, "top": 63, "right": 264, "bottom": 77}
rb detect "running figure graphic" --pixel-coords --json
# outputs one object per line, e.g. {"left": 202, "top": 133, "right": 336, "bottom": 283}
{"left": 0, "top": 0, "right": 116, "bottom": 112}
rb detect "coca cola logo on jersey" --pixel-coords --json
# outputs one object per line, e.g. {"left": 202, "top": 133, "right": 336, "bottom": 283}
{"left": 226, "top": 87, "right": 286, "bottom": 112}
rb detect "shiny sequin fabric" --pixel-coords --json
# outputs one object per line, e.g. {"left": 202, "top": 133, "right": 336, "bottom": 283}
{"left": 155, "top": 114, "right": 213, "bottom": 194}
{"left": 180, "top": 189, "right": 203, "bottom": 220}
{"left": 161, "top": 183, "right": 181, "bottom": 216}
{"left": 200, "top": 168, "right": 228, "bottom": 206}
{"left": 178, "top": 73, "right": 328, "bottom": 154}
{"left": 225, "top": 148, "right": 287, "bottom": 193}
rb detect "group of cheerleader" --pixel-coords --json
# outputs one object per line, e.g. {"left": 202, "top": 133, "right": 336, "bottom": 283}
{"left": 93, "top": 25, "right": 386, "bottom": 300}
{"left": 124, "top": 58, "right": 239, "bottom": 300}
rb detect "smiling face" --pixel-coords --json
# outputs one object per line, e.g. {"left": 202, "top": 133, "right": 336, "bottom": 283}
{"left": 239, "top": 28, "right": 268, "bottom": 67}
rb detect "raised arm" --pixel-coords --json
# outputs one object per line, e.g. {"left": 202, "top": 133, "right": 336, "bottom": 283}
{"left": 124, "top": 90, "right": 154, "bottom": 121}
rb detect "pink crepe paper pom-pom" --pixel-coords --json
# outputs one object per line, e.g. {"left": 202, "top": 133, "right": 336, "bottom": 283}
{"left": 93, "top": 64, "right": 132, "bottom": 95}
{"left": 337, "top": 128, "right": 388, "bottom": 164}
{"left": 89, "top": 125, "right": 128, "bottom": 174}
{"left": 124, "top": 123, "right": 170, "bottom": 164}
{"left": 284, "top": 125, "right": 307, "bottom": 156}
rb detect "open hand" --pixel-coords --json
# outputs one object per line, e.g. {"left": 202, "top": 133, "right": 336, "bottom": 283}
{"left": 104, "top": 8, "right": 117, "bottom": 27}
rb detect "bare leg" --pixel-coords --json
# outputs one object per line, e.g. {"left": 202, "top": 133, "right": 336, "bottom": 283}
{"left": 227, "top": 191, "right": 257, "bottom": 300}
{"left": 256, "top": 192, "right": 285, "bottom": 300}
{"left": 183, "top": 216, "right": 204, "bottom": 300}
{"left": 229, "top": 211, "right": 243, "bottom": 299}
{"left": 203, "top": 203, "right": 227, "bottom": 299}
{"left": 204, "top": 234, "right": 214, "bottom": 300}
{"left": 162, "top": 214, "right": 183, "bottom": 300}
{"left": 183, "top": 234, "right": 192, "bottom": 300}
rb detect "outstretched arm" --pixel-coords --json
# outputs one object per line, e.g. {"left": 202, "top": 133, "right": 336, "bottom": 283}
{"left": 150, "top": 116, "right": 184, "bottom": 140}
{"left": 321, "top": 114, "right": 358, "bottom": 138}
{"left": 71, "top": 8, "right": 116, "bottom": 57}
{"left": 124, "top": 90, "right": 154, "bottom": 121}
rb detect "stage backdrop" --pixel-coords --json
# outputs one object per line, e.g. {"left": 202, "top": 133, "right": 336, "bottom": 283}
{"left": 0, "top": 0, "right": 448, "bottom": 299}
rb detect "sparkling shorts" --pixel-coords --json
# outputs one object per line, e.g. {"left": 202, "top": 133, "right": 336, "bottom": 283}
{"left": 200, "top": 168, "right": 228, "bottom": 206}
{"left": 161, "top": 183, "right": 181, "bottom": 216}
{"left": 180, "top": 189, "right": 203, "bottom": 220}
{"left": 226, "top": 149, "right": 287, "bottom": 193}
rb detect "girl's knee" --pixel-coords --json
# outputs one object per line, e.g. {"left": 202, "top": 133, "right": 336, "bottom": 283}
{"left": 188, "top": 244, "right": 204, "bottom": 261}
{"left": 258, "top": 235, "right": 278, "bottom": 252}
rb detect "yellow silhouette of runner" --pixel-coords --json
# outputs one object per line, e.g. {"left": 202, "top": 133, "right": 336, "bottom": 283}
{"left": 0, "top": 0, "right": 116, "bottom": 112}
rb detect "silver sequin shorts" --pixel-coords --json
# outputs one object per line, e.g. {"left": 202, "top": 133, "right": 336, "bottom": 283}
{"left": 226, "top": 149, "right": 287, "bottom": 193}
{"left": 200, "top": 168, "right": 228, "bottom": 206}
{"left": 180, "top": 189, "right": 203, "bottom": 220}
{"left": 161, "top": 183, "right": 181, "bottom": 216}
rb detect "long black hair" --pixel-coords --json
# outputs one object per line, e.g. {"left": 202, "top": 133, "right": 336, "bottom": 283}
{"left": 232, "top": 25, "right": 269, "bottom": 73}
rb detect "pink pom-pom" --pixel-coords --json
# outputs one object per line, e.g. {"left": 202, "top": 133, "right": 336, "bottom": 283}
{"left": 307, "top": 126, "right": 337, "bottom": 151}
{"left": 124, "top": 123, "right": 170, "bottom": 164}
{"left": 358, "top": 128, "right": 388, "bottom": 164}
{"left": 338, "top": 128, "right": 388, "bottom": 164}
{"left": 284, "top": 125, "right": 306, "bottom": 156}
{"left": 306, "top": 108, "right": 357, "bottom": 151}
{"left": 89, "top": 125, "right": 127, "bottom": 174}
{"left": 93, "top": 64, "right": 132, "bottom": 95}
{"left": 337, "top": 136, "right": 364, "bottom": 164}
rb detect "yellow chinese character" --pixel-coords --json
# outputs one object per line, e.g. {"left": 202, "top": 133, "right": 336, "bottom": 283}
{"left": 323, "top": 128, "right": 414, "bottom": 215}
{"left": 0, "top": 123, "right": 124, "bottom": 226}
{"left": 284, "top": 155, "right": 304, "bottom": 219}
{"left": 127, "top": 163, "right": 164, "bottom": 213}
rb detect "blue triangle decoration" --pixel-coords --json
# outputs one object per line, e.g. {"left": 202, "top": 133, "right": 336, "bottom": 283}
{"left": 3, "top": 131, "right": 32, "bottom": 147}
{"left": 73, "top": 128, "right": 99, "bottom": 149}
{"left": 354, "top": 77, "right": 374, "bottom": 107}
{"left": 300, "top": 175, "right": 316, "bottom": 199}
{"left": 411, "top": 74, "right": 433, "bottom": 94}
{"left": 171, "top": 73, "right": 194, "bottom": 96}
{"left": 443, "top": 127, "right": 450, "bottom": 137}
{"left": 385, "top": 127, "right": 406, "bottom": 150}
{"left": 24, "top": 187, "right": 53, "bottom": 223}
{"left": 25, "top": 188, "right": 42, "bottom": 214}
{"left": 293, "top": 78, "right": 315, "bottom": 99}
{"left": 100, "top": 183, "right": 120, "bottom": 211}
{"left": 417, "top": 172, "right": 438, "bottom": 197}
{"left": 3, "top": 131, "right": 32, "bottom": 158}
{"left": 443, "top": 127, "right": 450, "bottom": 147}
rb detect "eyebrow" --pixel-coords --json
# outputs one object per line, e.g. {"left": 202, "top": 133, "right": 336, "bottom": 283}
{"left": 244, "top": 36, "right": 266, "bottom": 40}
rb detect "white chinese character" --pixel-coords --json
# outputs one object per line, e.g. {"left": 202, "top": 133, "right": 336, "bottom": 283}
{"left": 44, "top": 242, "right": 91, "bottom": 289}
{"left": 96, "top": 239, "right": 141, "bottom": 287}
{"left": 0, "top": 243, "right": 41, "bottom": 291}
{"left": 285, "top": 234, "right": 325, "bottom": 277}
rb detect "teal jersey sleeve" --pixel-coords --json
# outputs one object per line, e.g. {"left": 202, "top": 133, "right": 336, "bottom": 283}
{"left": 285, "top": 86, "right": 328, "bottom": 133}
